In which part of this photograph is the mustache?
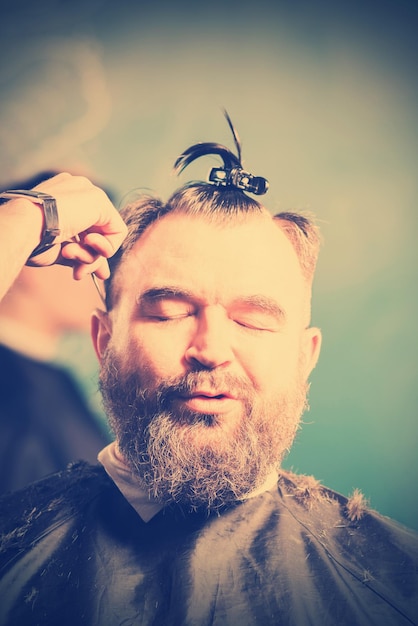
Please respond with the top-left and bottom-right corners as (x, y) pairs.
(100, 363), (253, 413)
(153, 371), (251, 405)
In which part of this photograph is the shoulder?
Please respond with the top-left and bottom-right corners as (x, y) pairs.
(278, 469), (418, 544)
(277, 470), (418, 610)
(0, 461), (113, 554)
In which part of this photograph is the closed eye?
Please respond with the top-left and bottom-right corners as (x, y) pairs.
(231, 296), (285, 332)
(148, 311), (194, 322)
(233, 317), (279, 332)
(142, 305), (195, 321)
(136, 289), (196, 322)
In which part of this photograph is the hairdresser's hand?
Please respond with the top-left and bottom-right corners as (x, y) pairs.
(28, 173), (127, 279)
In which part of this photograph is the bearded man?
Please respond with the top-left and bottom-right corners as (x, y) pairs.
(0, 126), (417, 626)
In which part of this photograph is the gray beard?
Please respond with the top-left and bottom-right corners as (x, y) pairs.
(99, 351), (308, 512)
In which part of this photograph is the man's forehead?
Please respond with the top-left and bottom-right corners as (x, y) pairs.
(112, 211), (307, 308)
(128, 210), (295, 257)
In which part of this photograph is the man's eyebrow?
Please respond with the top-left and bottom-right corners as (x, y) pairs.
(232, 295), (287, 320)
(136, 287), (194, 305)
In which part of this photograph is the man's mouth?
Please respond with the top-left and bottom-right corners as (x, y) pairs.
(188, 391), (233, 399)
(174, 390), (237, 414)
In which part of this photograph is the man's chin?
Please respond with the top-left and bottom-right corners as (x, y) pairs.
(169, 406), (243, 442)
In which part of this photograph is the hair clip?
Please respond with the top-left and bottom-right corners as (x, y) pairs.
(173, 110), (269, 196)
(208, 167), (269, 195)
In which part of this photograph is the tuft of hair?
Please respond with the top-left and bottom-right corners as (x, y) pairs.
(273, 211), (321, 285)
(291, 473), (326, 509)
(361, 569), (374, 583)
(167, 182), (264, 220)
(173, 142), (241, 174)
(346, 488), (369, 522)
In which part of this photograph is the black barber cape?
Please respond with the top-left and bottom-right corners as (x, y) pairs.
(0, 462), (417, 626)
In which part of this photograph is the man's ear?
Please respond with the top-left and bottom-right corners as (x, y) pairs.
(91, 309), (112, 362)
(302, 326), (322, 379)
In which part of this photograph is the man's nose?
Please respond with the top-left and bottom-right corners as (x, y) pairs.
(184, 305), (234, 370)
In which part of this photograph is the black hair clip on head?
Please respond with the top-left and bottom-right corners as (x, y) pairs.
(173, 110), (269, 196)
(208, 166), (269, 195)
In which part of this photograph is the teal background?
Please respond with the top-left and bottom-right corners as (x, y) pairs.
(1, 0), (417, 528)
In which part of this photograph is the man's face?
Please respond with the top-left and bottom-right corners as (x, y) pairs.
(93, 211), (321, 510)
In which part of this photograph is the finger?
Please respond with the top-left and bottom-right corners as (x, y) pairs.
(57, 242), (110, 280)
(82, 232), (117, 258)
(91, 214), (128, 254)
(72, 257), (110, 281)
(60, 241), (99, 264)
(88, 256), (111, 280)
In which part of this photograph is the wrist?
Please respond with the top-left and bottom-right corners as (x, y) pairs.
(0, 190), (60, 260)
(0, 196), (44, 255)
